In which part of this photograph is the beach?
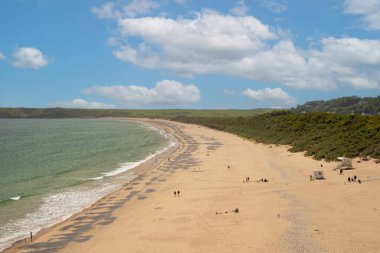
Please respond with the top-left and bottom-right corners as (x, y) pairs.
(5, 119), (380, 253)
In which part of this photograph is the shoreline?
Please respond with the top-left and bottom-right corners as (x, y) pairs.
(2, 118), (184, 253)
(4, 119), (380, 253)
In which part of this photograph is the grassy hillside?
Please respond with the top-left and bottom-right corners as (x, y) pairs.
(292, 96), (380, 115)
(0, 107), (273, 119)
(174, 111), (380, 161)
(1, 107), (379, 161)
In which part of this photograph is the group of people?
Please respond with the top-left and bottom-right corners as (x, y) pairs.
(244, 177), (268, 183)
(173, 190), (181, 197)
(215, 208), (239, 215)
(348, 175), (361, 184)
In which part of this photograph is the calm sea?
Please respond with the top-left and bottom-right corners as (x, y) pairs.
(0, 118), (170, 250)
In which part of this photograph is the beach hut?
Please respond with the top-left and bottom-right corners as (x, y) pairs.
(336, 157), (353, 170)
(313, 170), (324, 180)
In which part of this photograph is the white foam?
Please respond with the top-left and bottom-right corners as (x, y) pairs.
(102, 123), (178, 178)
(141, 123), (178, 149)
(90, 176), (104, 180)
(0, 179), (133, 251)
(102, 142), (177, 178)
(103, 157), (153, 177)
(0, 121), (179, 251)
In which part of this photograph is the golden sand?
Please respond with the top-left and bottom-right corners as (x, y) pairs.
(6, 119), (380, 253)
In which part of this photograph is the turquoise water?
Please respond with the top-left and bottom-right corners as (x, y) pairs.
(0, 118), (169, 250)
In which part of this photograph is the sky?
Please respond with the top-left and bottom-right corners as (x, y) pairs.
(0, 0), (379, 109)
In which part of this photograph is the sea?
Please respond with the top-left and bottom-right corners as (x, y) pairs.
(0, 118), (173, 251)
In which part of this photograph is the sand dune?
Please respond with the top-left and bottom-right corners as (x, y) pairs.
(6, 119), (380, 253)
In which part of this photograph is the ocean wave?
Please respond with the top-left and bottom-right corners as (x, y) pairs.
(0, 181), (129, 251)
(102, 141), (178, 178)
(141, 123), (177, 149)
(90, 176), (104, 180)
(0, 120), (179, 251)
(102, 155), (155, 177)
(103, 123), (178, 178)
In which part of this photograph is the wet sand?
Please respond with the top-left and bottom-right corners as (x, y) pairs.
(5, 119), (380, 253)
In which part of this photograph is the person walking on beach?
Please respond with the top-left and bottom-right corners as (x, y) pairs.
(177, 190), (180, 197)
(174, 191), (177, 197)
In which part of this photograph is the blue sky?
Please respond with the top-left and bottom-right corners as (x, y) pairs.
(0, 0), (379, 109)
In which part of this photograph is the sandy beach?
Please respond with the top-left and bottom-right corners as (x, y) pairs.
(5, 119), (380, 253)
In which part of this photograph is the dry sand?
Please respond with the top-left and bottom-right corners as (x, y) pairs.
(5, 119), (380, 253)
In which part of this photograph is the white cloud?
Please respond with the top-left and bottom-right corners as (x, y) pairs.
(230, 0), (248, 16)
(239, 38), (380, 90)
(51, 99), (115, 109)
(92, 0), (159, 19)
(12, 47), (50, 69)
(242, 87), (296, 105)
(305, 37), (380, 89)
(0, 52), (5, 60)
(174, 0), (186, 6)
(223, 89), (236, 95)
(343, 0), (380, 30)
(83, 80), (201, 106)
(114, 10), (277, 73)
(91, 2), (117, 19)
(260, 0), (288, 13)
(123, 0), (159, 17)
(104, 10), (380, 90)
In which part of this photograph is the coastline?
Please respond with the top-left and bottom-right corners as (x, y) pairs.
(4, 119), (380, 253)
(2, 118), (183, 253)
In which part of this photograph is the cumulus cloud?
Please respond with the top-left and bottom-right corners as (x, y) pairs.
(174, 0), (186, 6)
(83, 80), (201, 106)
(12, 47), (50, 69)
(51, 99), (115, 109)
(95, 8), (380, 90)
(343, 0), (380, 30)
(259, 0), (288, 13)
(223, 89), (236, 95)
(242, 87), (296, 105)
(305, 37), (380, 89)
(92, 0), (159, 19)
(238, 37), (380, 90)
(123, 0), (159, 17)
(230, 0), (248, 16)
(0, 52), (5, 60)
(115, 12), (380, 89)
(91, 2), (116, 19)
(113, 11), (277, 73)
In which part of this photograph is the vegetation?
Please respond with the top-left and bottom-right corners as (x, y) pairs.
(292, 96), (380, 115)
(174, 111), (380, 161)
(1, 102), (379, 161)
(0, 107), (273, 119)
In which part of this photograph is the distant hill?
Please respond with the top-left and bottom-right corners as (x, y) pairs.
(175, 111), (380, 161)
(0, 107), (274, 119)
(292, 96), (380, 115)
(1, 104), (379, 161)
